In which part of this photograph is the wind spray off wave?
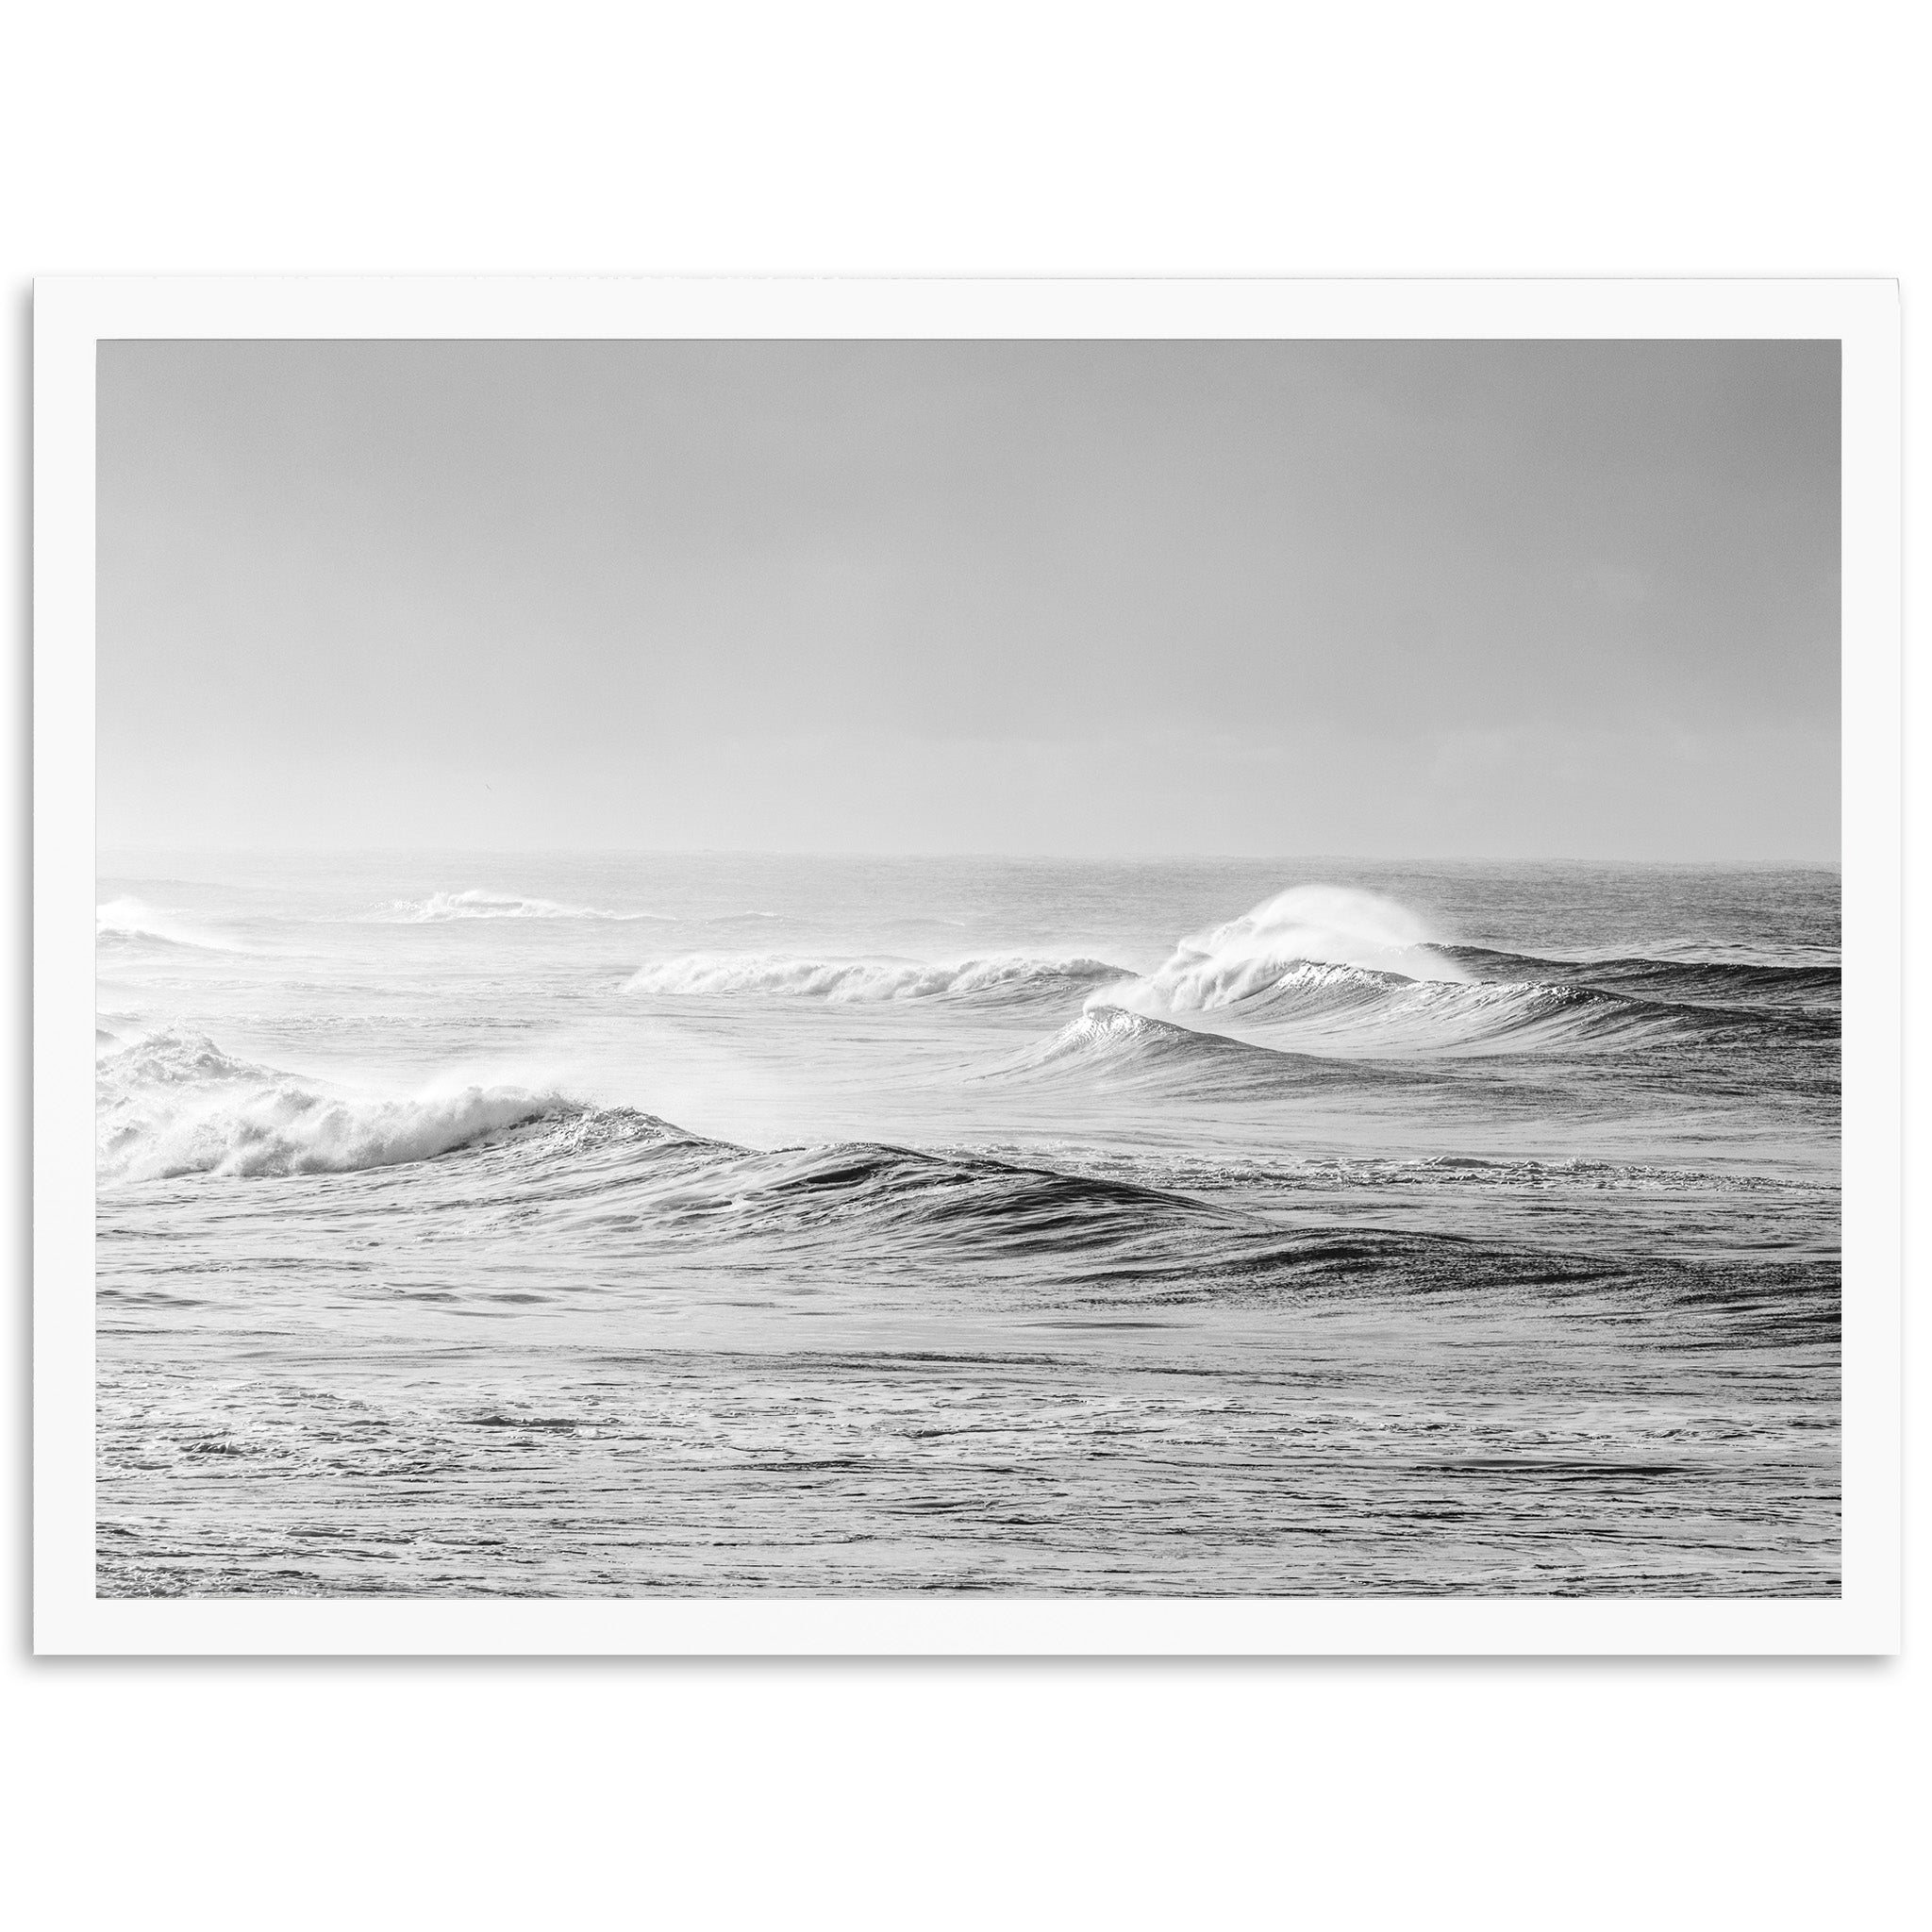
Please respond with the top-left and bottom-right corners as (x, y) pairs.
(1095, 884), (1470, 1016)
(1076, 883), (1827, 1057)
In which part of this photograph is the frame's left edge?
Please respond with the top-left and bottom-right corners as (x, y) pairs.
(31, 276), (104, 1654)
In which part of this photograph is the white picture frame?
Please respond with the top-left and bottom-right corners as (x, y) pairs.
(35, 275), (1901, 1656)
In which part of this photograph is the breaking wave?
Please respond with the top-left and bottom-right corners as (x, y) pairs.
(1086, 883), (1839, 1057)
(385, 890), (672, 924)
(96, 1028), (590, 1184)
(1096, 956), (1805, 1057)
(1118, 884), (1470, 1010)
(625, 952), (1132, 1005)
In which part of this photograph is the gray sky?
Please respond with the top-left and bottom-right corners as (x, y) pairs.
(97, 338), (1840, 858)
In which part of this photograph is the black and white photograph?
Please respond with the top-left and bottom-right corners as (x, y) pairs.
(86, 326), (1850, 1604)
(10, 8), (1926, 1924)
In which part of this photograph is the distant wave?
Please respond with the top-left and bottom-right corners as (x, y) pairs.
(1096, 954), (1807, 1058)
(96, 897), (243, 954)
(385, 890), (673, 924)
(1121, 884), (1471, 1009)
(1441, 945), (1840, 1009)
(1089, 882), (1839, 1055)
(625, 952), (1133, 1005)
(95, 1028), (597, 1184)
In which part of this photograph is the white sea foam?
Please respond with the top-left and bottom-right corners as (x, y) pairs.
(96, 1028), (563, 1183)
(625, 953), (1131, 1003)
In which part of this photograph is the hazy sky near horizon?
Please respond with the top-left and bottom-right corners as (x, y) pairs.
(97, 337), (1840, 858)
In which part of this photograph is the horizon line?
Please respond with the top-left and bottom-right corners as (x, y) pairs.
(92, 843), (1845, 869)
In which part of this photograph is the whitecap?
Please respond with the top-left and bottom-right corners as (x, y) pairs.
(624, 952), (1131, 1003)
(383, 889), (673, 924)
(95, 1027), (571, 1183)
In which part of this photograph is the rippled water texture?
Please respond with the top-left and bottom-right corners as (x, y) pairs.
(95, 855), (1840, 1596)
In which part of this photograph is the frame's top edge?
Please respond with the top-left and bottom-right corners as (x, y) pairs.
(27, 271), (1907, 285)
(30, 275), (1904, 351)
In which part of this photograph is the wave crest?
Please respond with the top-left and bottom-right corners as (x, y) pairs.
(386, 890), (671, 924)
(625, 952), (1131, 1004)
(987, 1007), (1427, 1095)
(96, 1028), (580, 1183)
(1124, 884), (1470, 1008)
(1098, 958), (1777, 1057)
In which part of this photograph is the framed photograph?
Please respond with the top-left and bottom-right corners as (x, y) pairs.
(33, 277), (1900, 1654)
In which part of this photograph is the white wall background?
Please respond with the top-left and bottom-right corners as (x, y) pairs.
(4, 4), (1923, 1925)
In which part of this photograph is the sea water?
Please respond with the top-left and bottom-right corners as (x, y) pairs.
(95, 854), (1840, 1596)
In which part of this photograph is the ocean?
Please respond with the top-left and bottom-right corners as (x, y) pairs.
(94, 853), (1841, 1597)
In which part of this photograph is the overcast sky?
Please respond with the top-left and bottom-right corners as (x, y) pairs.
(97, 337), (1839, 858)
